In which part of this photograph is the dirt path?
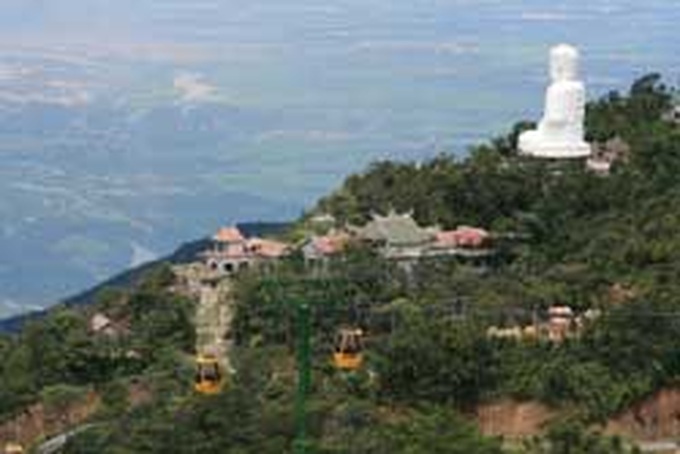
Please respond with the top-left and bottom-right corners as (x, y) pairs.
(195, 279), (235, 374)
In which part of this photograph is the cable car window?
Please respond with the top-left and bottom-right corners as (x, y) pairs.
(202, 364), (220, 381)
(344, 335), (360, 354)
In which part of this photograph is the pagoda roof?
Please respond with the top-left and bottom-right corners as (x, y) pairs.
(356, 211), (433, 246)
(213, 226), (245, 243)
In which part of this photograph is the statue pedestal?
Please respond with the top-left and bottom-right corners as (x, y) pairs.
(519, 132), (591, 159)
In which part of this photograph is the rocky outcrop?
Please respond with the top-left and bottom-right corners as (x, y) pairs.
(475, 388), (680, 446)
(474, 399), (555, 439)
(605, 387), (680, 441)
(0, 381), (152, 449)
(0, 392), (99, 448)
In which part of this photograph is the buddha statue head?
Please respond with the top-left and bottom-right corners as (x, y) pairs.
(550, 44), (579, 82)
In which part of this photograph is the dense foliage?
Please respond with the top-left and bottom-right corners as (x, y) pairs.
(295, 74), (680, 423)
(0, 265), (194, 419)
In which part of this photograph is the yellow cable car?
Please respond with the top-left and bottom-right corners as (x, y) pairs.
(194, 354), (223, 395)
(4, 443), (24, 454)
(333, 327), (364, 371)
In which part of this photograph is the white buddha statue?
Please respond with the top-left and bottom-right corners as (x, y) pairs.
(519, 44), (591, 159)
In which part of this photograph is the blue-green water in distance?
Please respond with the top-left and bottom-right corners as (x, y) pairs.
(0, 0), (678, 316)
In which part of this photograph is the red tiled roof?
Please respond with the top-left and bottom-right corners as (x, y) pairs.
(312, 233), (349, 255)
(246, 238), (289, 258)
(213, 226), (245, 243)
(436, 226), (489, 248)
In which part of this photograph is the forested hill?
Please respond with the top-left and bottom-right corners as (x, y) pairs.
(1, 74), (679, 453)
(314, 73), (676, 231)
(308, 73), (680, 311)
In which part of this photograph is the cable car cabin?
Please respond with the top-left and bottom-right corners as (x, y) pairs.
(333, 328), (364, 371)
(194, 354), (223, 395)
(4, 443), (24, 454)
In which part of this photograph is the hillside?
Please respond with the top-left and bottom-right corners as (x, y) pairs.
(1, 74), (680, 453)
(0, 222), (289, 334)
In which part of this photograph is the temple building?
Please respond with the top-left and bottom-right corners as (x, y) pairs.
(586, 137), (631, 176)
(430, 226), (493, 258)
(301, 231), (350, 263)
(202, 225), (290, 275)
(352, 212), (495, 264)
(353, 211), (436, 261)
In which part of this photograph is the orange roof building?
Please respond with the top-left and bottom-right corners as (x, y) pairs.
(246, 238), (290, 259)
(203, 225), (290, 275)
(213, 226), (245, 243)
(435, 226), (490, 249)
(302, 232), (350, 260)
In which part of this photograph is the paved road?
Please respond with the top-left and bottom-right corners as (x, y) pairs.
(36, 424), (97, 454)
(637, 440), (679, 452)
